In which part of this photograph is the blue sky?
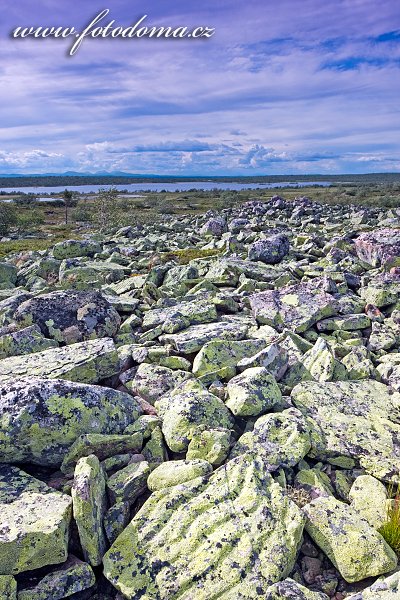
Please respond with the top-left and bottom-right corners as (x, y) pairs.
(0, 0), (399, 175)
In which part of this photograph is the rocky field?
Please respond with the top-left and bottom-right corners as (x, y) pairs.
(1, 194), (400, 599)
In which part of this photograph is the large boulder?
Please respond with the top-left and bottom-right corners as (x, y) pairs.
(52, 239), (101, 260)
(103, 455), (305, 598)
(355, 228), (400, 269)
(292, 380), (400, 482)
(250, 281), (337, 333)
(248, 234), (290, 264)
(13, 290), (121, 344)
(303, 496), (397, 582)
(0, 465), (72, 575)
(0, 378), (142, 466)
(0, 337), (120, 383)
(230, 408), (311, 470)
(225, 366), (282, 416)
(0, 324), (57, 359)
(142, 297), (217, 332)
(155, 380), (235, 452)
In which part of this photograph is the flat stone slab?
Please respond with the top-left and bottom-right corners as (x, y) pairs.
(161, 320), (249, 353)
(292, 380), (400, 482)
(103, 455), (305, 599)
(0, 465), (72, 575)
(0, 337), (120, 383)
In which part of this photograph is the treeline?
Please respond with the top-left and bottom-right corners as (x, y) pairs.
(1, 173), (400, 188)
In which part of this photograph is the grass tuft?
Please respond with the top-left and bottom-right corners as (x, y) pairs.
(379, 483), (400, 555)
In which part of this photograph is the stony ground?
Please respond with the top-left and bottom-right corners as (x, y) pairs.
(1, 194), (400, 599)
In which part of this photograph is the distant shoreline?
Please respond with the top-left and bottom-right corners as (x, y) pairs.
(0, 173), (399, 189)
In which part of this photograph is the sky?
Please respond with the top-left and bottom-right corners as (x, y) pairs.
(0, 0), (399, 175)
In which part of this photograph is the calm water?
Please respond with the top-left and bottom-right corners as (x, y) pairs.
(0, 181), (331, 195)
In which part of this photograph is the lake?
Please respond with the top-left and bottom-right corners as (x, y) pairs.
(0, 181), (332, 195)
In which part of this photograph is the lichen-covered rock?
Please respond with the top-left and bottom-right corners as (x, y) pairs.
(142, 426), (168, 470)
(161, 320), (249, 353)
(266, 578), (329, 599)
(237, 342), (288, 380)
(103, 455), (305, 599)
(0, 465), (72, 575)
(192, 338), (266, 379)
(0, 263), (17, 288)
(186, 428), (231, 465)
(155, 380), (235, 452)
(0, 378), (142, 467)
(303, 496), (397, 582)
(355, 228), (400, 269)
(147, 459), (212, 491)
(104, 501), (131, 545)
(248, 234), (290, 264)
(230, 408), (311, 471)
(13, 290), (121, 344)
(52, 238), (102, 260)
(294, 468), (335, 499)
(72, 455), (108, 566)
(225, 366), (282, 416)
(250, 281), (337, 332)
(0, 337), (120, 383)
(360, 273), (400, 307)
(0, 575), (16, 599)
(200, 216), (227, 237)
(348, 475), (388, 529)
(107, 460), (150, 504)
(61, 432), (143, 474)
(17, 555), (95, 600)
(292, 380), (400, 481)
(316, 314), (370, 332)
(142, 297), (217, 331)
(126, 362), (193, 404)
(345, 569), (400, 599)
(0, 324), (58, 359)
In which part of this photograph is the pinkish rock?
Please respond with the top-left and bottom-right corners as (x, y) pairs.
(355, 228), (400, 270)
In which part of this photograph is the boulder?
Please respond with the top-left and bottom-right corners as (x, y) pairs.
(230, 408), (311, 471)
(292, 380), (400, 482)
(303, 496), (397, 582)
(103, 455), (305, 598)
(155, 381), (235, 452)
(250, 281), (337, 332)
(348, 475), (388, 529)
(0, 378), (142, 466)
(192, 338), (267, 379)
(52, 239), (102, 260)
(355, 228), (400, 269)
(0, 324), (57, 359)
(147, 459), (212, 491)
(17, 555), (95, 600)
(0, 465), (72, 575)
(72, 455), (108, 566)
(225, 366), (282, 416)
(161, 320), (249, 354)
(107, 460), (150, 504)
(13, 290), (121, 344)
(0, 337), (120, 383)
(248, 234), (290, 264)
